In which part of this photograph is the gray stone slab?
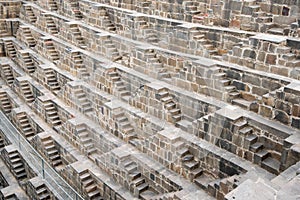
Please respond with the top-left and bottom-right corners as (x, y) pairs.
(225, 179), (277, 200)
(250, 34), (286, 44)
(215, 106), (244, 121)
(284, 82), (300, 96)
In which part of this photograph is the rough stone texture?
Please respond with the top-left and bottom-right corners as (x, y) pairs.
(0, 0), (299, 200)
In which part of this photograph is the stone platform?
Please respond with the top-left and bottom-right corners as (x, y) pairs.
(0, 0), (299, 199)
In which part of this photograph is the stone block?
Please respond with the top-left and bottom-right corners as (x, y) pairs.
(275, 110), (290, 124)
(232, 80), (250, 91)
(291, 117), (300, 129)
(270, 66), (289, 77)
(262, 93), (275, 107)
(243, 49), (256, 59)
(262, 79), (281, 91)
(252, 86), (268, 96)
(242, 74), (261, 86)
(292, 104), (300, 117)
(257, 51), (266, 62)
(265, 54), (277, 65)
(232, 46), (242, 57)
(275, 100), (292, 114)
(259, 105), (273, 118)
(287, 38), (300, 49)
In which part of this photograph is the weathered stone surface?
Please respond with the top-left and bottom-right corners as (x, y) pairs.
(0, 0), (300, 199)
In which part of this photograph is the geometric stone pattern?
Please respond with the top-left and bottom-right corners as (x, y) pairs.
(0, 0), (299, 200)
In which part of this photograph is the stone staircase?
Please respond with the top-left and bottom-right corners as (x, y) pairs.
(19, 26), (36, 47)
(71, 52), (89, 78)
(28, 177), (52, 200)
(233, 119), (280, 175)
(144, 49), (171, 80)
(74, 88), (93, 113)
(44, 68), (61, 94)
(122, 158), (158, 198)
(69, 0), (82, 19)
(4, 41), (17, 59)
(277, 46), (300, 68)
(103, 39), (122, 61)
(208, 69), (259, 112)
(136, 1), (152, 13)
(78, 170), (103, 199)
(24, 5), (37, 23)
(183, 1), (202, 17)
(76, 125), (97, 156)
(44, 39), (59, 61)
(45, 16), (58, 35)
(144, 29), (159, 44)
(107, 71), (131, 101)
(0, 23), (8, 37)
(191, 30), (219, 57)
(15, 113), (35, 140)
(19, 80), (35, 103)
(0, 91), (12, 115)
(231, 93), (259, 113)
(212, 70), (240, 100)
(2, 149), (28, 181)
(113, 110), (137, 142)
(69, 24), (86, 48)
(43, 100), (62, 127)
(19, 52), (36, 74)
(1, 64), (14, 85)
(0, 137), (5, 149)
(134, 17), (149, 30)
(48, 0), (58, 11)
(99, 8), (116, 32)
(156, 89), (181, 123)
(176, 145), (214, 190)
(41, 136), (63, 168)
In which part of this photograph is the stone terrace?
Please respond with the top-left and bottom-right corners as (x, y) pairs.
(0, 0), (300, 199)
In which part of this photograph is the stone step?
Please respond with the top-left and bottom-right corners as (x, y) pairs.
(191, 168), (203, 179)
(16, 172), (27, 180)
(87, 147), (97, 155)
(232, 98), (252, 109)
(80, 172), (91, 182)
(250, 142), (264, 153)
(169, 108), (180, 115)
(125, 163), (138, 173)
(261, 157), (280, 174)
(161, 96), (173, 103)
(194, 174), (214, 190)
(183, 160), (199, 170)
(132, 176), (145, 186)
(82, 177), (94, 188)
(229, 91), (240, 99)
(85, 183), (98, 194)
(36, 186), (47, 195)
(244, 134), (258, 149)
(136, 182), (148, 193)
(172, 114), (181, 122)
(87, 189), (101, 199)
(177, 147), (189, 157)
(239, 126), (253, 135)
(38, 193), (50, 200)
(254, 149), (269, 164)
(181, 154), (194, 162)
(52, 157), (63, 166)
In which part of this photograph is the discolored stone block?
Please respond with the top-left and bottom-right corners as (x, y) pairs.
(259, 105), (273, 118)
(266, 54), (277, 65)
(275, 110), (290, 124)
